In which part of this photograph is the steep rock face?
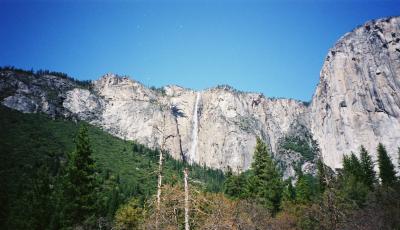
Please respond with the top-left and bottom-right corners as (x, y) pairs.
(195, 87), (308, 172)
(60, 76), (309, 174)
(2, 17), (400, 175)
(0, 71), (318, 177)
(311, 17), (400, 169)
(63, 74), (181, 159)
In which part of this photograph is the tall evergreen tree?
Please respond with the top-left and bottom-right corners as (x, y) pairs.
(62, 125), (98, 227)
(341, 153), (368, 206)
(342, 152), (364, 181)
(223, 167), (234, 195)
(223, 167), (246, 198)
(359, 145), (376, 189)
(245, 137), (283, 215)
(377, 143), (396, 186)
(282, 179), (296, 202)
(295, 174), (316, 203)
(350, 152), (363, 180)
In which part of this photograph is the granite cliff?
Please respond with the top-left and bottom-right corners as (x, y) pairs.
(1, 17), (400, 177)
(311, 17), (400, 169)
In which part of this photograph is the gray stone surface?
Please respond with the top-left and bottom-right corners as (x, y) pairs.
(1, 17), (400, 176)
(311, 17), (400, 170)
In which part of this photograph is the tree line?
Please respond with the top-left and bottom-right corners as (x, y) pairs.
(114, 137), (400, 229)
(1, 102), (399, 229)
(0, 66), (91, 87)
(223, 138), (400, 229)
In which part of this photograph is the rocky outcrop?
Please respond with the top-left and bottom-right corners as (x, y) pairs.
(1, 17), (400, 175)
(311, 17), (400, 169)
(0, 71), (77, 117)
(194, 88), (309, 172)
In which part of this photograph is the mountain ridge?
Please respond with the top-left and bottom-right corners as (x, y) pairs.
(1, 16), (400, 177)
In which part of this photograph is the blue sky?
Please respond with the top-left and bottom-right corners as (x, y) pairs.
(1, 0), (399, 101)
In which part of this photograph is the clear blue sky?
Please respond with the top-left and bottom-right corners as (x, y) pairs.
(1, 0), (399, 101)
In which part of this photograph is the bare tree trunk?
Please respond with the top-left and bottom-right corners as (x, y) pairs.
(184, 168), (190, 230)
(156, 149), (163, 230)
(153, 107), (174, 229)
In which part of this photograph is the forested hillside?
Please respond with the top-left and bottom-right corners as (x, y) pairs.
(1, 104), (400, 229)
(0, 105), (224, 229)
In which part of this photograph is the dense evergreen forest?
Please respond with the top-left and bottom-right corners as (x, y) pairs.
(1, 104), (400, 229)
(0, 105), (224, 229)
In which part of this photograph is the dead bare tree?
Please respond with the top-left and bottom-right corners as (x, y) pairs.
(155, 147), (163, 230)
(184, 168), (190, 230)
(153, 107), (174, 230)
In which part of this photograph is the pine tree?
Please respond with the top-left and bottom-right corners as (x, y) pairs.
(223, 167), (240, 198)
(245, 137), (283, 215)
(342, 153), (364, 181)
(341, 152), (369, 206)
(223, 167), (234, 195)
(224, 169), (246, 199)
(342, 155), (352, 179)
(350, 152), (363, 180)
(295, 174), (316, 203)
(282, 179), (296, 202)
(62, 125), (98, 227)
(377, 143), (396, 186)
(359, 145), (376, 189)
